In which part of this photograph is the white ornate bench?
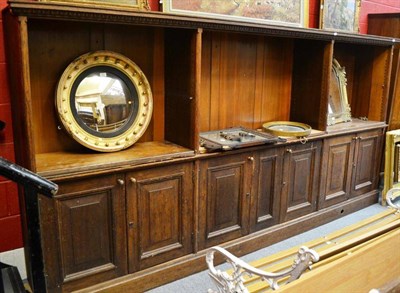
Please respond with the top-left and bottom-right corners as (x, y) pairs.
(206, 246), (318, 292)
(206, 194), (400, 293)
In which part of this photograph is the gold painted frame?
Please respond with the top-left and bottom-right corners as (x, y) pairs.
(56, 50), (153, 152)
(163, 0), (309, 28)
(327, 59), (352, 126)
(320, 0), (361, 32)
(383, 130), (400, 204)
(41, 0), (150, 10)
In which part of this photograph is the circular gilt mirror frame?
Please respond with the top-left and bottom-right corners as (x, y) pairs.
(56, 50), (153, 152)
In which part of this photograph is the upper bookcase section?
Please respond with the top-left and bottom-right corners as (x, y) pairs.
(6, 0), (399, 46)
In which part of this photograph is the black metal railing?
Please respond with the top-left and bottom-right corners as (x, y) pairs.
(0, 156), (58, 292)
(0, 157), (58, 198)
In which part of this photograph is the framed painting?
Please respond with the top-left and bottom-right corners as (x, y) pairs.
(320, 0), (360, 32)
(163, 0), (309, 28)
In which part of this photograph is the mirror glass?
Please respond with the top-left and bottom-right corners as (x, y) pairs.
(395, 143), (400, 184)
(268, 125), (305, 132)
(327, 59), (352, 126)
(72, 67), (138, 136)
(328, 71), (342, 115)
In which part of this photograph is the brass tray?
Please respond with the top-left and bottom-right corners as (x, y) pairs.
(262, 121), (311, 137)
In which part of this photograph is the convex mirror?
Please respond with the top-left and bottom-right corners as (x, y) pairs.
(56, 51), (153, 152)
(327, 58), (352, 126)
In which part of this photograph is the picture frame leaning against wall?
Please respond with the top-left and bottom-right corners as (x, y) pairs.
(320, 0), (361, 32)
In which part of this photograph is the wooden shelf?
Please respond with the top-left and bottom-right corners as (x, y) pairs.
(326, 119), (387, 135)
(36, 141), (194, 179)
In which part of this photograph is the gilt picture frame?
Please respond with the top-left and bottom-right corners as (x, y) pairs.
(320, 0), (361, 32)
(163, 0), (309, 28)
(41, 0), (150, 10)
(383, 130), (400, 204)
(327, 58), (352, 126)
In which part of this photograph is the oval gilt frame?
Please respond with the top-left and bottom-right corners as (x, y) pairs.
(56, 50), (153, 152)
(262, 121), (312, 137)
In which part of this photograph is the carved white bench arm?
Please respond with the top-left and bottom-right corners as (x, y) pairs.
(206, 246), (319, 293)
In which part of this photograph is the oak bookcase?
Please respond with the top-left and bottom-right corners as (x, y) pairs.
(3, 1), (398, 291)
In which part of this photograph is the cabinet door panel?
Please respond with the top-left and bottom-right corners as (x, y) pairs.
(140, 180), (181, 252)
(250, 148), (282, 232)
(54, 174), (127, 290)
(319, 135), (354, 208)
(352, 130), (382, 196)
(199, 154), (251, 249)
(127, 163), (193, 271)
(209, 166), (242, 234)
(281, 142), (321, 221)
(59, 194), (113, 276)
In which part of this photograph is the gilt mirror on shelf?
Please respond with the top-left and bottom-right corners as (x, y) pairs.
(56, 50), (153, 152)
(327, 58), (352, 126)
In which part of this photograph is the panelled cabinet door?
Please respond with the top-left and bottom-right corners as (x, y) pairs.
(198, 153), (252, 249)
(319, 129), (383, 208)
(126, 163), (193, 272)
(45, 174), (127, 292)
(319, 135), (355, 208)
(281, 141), (321, 222)
(250, 147), (283, 232)
(351, 130), (383, 197)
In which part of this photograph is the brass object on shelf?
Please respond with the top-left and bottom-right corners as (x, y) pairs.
(56, 50), (153, 152)
(262, 121), (311, 137)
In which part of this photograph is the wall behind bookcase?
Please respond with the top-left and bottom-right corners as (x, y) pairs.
(0, 0), (399, 254)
